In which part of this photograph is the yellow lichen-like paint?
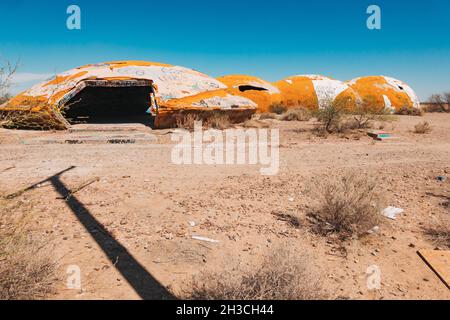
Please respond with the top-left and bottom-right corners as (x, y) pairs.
(274, 76), (319, 109)
(348, 76), (414, 111)
(217, 75), (281, 113)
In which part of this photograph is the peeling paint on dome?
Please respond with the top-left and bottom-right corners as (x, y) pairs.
(347, 76), (420, 112)
(274, 75), (357, 110)
(217, 75), (281, 113)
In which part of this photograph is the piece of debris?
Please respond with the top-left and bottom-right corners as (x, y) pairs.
(1, 166), (15, 172)
(188, 221), (196, 227)
(383, 206), (404, 220)
(367, 226), (380, 234)
(417, 249), (450, 289)
(192, 235), (220, 243)
(436, 176), (447, 182)
(57, 177), (100, 200)
(367, 131), (393, 141)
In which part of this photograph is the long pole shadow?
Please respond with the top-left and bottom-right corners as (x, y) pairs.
(46, 166), (175, 300)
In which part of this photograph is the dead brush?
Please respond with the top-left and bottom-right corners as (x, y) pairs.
(204, 112), (231, 130)
(259, 112), (278, 120)
(185, 247), (326, 300)
(175, 112), (232, 130)
(175, 113), (201, 130)
(269, 103), (288, 115)
(0, 109), (69, 130)
(423, 218), (450, 249)
(279, 108), (311, 121)
(413, 121), (432, 134)
(0, 198), (57, 300)
(396, 106), (425, 116)
(307, 173), (384, 240)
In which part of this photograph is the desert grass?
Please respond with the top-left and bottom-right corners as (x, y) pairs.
(269, 103), (288, 115)
(0, 198), (57, 300)
(306, 172), (384, 240)
(279, 108), (311, 121)
(185, 247), (326, 300)
(396, 106), (425, 116)
(423, 218), (450, 250)
(204, 112), (231, 130)
(413, 121), (432, 134)
(175, 112), (232, 130)
(258, 112), (278, 120)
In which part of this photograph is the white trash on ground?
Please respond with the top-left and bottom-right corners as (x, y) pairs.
(192, 235), (220, 243)
(382, 206), (404, 220)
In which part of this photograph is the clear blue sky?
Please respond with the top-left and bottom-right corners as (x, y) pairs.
(1, 0), (449, 100)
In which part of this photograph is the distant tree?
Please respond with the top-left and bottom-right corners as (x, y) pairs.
(0, 60), (18, 103)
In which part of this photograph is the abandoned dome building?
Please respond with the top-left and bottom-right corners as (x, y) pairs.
(0, 60), (421, 130)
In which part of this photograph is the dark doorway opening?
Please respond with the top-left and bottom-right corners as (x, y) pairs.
(64, 80), (154, 125)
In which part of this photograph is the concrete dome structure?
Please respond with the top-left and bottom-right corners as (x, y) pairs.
(0, 61), (256, 129)
(347, 76), (420, 112)
(216, 75), (281, 113)
(274, 75), (358, 111)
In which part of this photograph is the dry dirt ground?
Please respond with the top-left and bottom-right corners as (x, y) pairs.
(0, 113), (449, 300)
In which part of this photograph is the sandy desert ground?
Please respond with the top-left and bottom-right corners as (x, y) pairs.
(0, 113), (449, 300)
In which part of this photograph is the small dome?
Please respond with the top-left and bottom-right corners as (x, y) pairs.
(347, 76), (420, 112)
(274, 75), (358, 110)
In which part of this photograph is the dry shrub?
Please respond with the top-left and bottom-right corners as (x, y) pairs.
(413, 121), (432, 134)
(186, 248), (326, 300)
(0, 109), (69, 130)
(313, 98), (348, 134)
(259, 112), (278, 120)
(395, 106), (425, 116)
(243, 119), (270, 128)
(204, 112), (231, 130)
(175, 112), (232, 130)
(272, 211), (301, 228)
(423, 104), (450, 113)
(424, 94), (450, 113)
(280, 108), (311, 121)
(175, 113), (200, 130)
(307, 173), (384, 240)
(423, 219), (450, 249)
(351, 96), (394, 129)
(0, 198), (57, 299)
(269, 103), (288, 115)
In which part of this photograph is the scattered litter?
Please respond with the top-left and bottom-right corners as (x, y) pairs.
(288, 197), (294, 202)
(367, 226), (380, 234)
(436, 176), (447, 182)
(383, 206), (404, 220)
(367, 131), (393, 141)
(163, 233), (173, 240)
(418, 250), (450, 289)
(36, 182), (51, 188)
(192, 235), (220, 243)
(188, 221), (196, 227)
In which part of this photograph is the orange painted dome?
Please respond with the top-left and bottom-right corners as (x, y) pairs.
(274, 75), (358, 111)
(216, 75), (281, 113)
(347, 76), (420, 112)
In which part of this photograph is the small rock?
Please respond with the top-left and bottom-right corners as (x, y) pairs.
(408, 243), (416, 248)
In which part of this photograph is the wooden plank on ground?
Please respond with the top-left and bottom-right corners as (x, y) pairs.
(417, 249), (450, 289)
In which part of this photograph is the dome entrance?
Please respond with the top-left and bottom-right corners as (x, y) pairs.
(63, 79), (154, 125)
